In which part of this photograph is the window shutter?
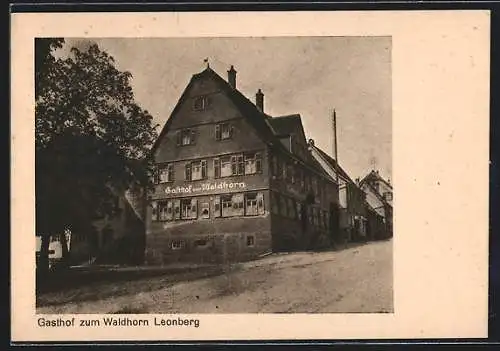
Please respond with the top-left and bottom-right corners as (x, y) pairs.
(201, 160), (207, 179)
(257, 193), (264, 214)
(190, 129), (196, 145)
(213, 158), (220, 178)
(215, 124), (221, 140)
(169, 164), (174, 181)
(185, 163), (191, 181)
(176, 131), (182, 146)
(256, 153), (262, 173)
(238, 155), (244, 175)
(213, 196), (221, 218)
(231, 156), (237, 175)
(191, 198), (197, 217)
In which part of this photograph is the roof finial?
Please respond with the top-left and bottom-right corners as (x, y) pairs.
(204, 57), (210, 69)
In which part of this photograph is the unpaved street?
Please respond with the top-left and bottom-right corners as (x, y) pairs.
(38, 239), (392, 314)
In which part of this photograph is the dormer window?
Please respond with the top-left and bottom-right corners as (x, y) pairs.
(215, 122), (233, 140)
(193, 95), (211, 111)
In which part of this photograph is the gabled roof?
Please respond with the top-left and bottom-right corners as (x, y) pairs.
(268, 114), (305, 138)
(150, 66), (331, 181)
(309, 143), (355, 184)
(150, 67), (275, 156)
(359, 170), (393, 190)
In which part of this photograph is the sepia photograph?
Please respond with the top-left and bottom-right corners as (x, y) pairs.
(35, 36), (393, 315)
(11, 10), (490, 342)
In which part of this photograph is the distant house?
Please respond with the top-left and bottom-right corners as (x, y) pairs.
(36, 185), (146, 267)
(145, 65), (340, 265)
(359, 170), (393, 239)
(308, 141), (368, 243)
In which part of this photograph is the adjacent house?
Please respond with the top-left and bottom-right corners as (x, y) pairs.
(359, 170), (393, 239)
(146, 65), (340, 265)
(308, 141), (369, 243)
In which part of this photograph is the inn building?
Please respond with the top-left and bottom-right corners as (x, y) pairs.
(145, 65), (340, 264)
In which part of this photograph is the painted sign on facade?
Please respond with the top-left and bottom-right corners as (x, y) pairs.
(164, 181), (247, 195)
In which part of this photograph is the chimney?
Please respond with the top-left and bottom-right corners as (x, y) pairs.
(256, 89), (264, 112)
(227, 65), (237, 88)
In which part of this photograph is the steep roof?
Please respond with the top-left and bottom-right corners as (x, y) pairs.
(309, 143), (355, 184)
(151, 66), (331, 181)
(359, 170), (393, 190)
(268, 114), (305, 137)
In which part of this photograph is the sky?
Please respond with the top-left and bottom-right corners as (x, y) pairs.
(62, 37), (392, 181)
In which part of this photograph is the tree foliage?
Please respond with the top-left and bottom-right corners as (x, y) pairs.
(35, 39), (158, 270)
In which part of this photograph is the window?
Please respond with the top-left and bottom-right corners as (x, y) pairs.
(201, 202), (210, 219)
(244, 153), (262, 175)
(384, 192), (393, 202)
(219, 193), (244, 217)
(181, 198), (197, 219)
(158, 164), (174, 183)
(215, 123), (233, 140)
(176, 129), (196, 146)
(245, 192), (265, 216)
(157, 200), (174, 221)
(151, 201), (158, 221)
(193, 95), (211, 111)
(188, 160), (206, 181)
(171, 240), (185, 250)
(220, 156), (232, 177)
(216, 154), (246, 178)
(231, 155), (244, 176)
(173, 199), (181, 220)
(246, 235), (255, 247)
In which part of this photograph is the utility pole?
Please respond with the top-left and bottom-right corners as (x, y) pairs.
(332, 108), (339, 184)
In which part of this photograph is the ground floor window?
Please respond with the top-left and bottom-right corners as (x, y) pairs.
(246, 235), (255, 247)
(154, 192), (266, 221)
(200, 202), (210, 219)
(171, 240), (185, 250)
(181, 198), (197, 219)
(244, 192), (265, 216)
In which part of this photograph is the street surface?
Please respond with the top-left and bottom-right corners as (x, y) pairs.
(37, 239), (393, 314)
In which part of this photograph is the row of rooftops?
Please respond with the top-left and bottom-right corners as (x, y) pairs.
(154, 64), (391, 199)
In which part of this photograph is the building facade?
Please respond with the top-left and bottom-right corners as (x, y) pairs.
(359, 170), (393, 239)
(145, 65), (340, 265)
(36, 185), (146, 268)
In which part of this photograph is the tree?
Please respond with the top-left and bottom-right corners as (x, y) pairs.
(35, 39), (158, 273)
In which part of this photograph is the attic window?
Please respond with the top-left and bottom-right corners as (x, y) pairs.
(193, 95), (211, 111)
(176, 128), (196, 146)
